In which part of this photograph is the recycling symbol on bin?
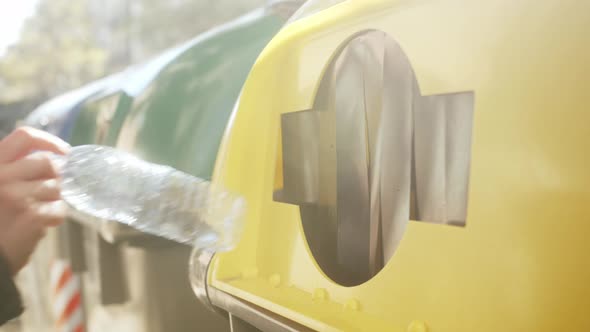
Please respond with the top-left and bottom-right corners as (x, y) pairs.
(273, 30), (474, 286)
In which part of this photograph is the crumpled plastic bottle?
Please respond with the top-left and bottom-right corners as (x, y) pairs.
(53, 145), (245, 251)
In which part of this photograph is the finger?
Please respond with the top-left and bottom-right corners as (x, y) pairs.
(0, 127), (70, 163)
(33, 179), (62, 202)
(0, 154), (59, 183)
(29, 179), (62, 202)
(0, 210), (49, 275)
(0, 223), (46, 276)
(35, 201), (67, 227)
(0, 179), (62, 211)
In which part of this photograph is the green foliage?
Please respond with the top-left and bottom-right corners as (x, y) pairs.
(0, 0), (267, 103)
(0, 0), (107, 102)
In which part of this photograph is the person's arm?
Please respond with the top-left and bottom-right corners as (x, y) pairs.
(0, 252), (22, 325)
(0, 127), (69, 325)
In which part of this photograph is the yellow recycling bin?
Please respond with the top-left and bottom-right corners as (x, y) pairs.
(197, 0), (590, 331)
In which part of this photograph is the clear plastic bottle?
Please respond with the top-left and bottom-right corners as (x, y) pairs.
(53, 145), (245, 251)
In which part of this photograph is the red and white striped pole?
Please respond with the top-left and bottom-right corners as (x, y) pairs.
(50, 259), (85, 332)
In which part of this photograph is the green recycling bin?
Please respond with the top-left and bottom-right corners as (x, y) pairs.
(62, 3), (302, 331)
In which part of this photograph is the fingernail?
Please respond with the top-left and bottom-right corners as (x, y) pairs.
(39, 201), (67, 216)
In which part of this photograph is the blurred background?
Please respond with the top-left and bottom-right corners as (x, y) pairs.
(0, 1), (275, 331)
(0, 0), (266, 138)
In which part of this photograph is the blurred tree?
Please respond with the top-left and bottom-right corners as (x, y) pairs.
(0, 0), (108, 102)
(0, 0), (268, 104)
(88, 0), (267, 67)
(131, 0), (267, 59)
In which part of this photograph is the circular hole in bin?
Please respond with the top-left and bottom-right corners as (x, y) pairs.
(276, 29), (474, 285)
(274, 31), (417, 286)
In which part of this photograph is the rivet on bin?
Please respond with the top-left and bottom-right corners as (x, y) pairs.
(269, 274), (281, 287)
(407, 320), (428, 332)
(344, 299), (360, 311)
(241, 267), (259, 278)
(312, 288), (328, 302)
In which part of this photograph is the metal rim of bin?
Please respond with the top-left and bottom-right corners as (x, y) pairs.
(189, 248), (314, 331)
(189, 248), (220, 313)
(208, 287), (313, 332)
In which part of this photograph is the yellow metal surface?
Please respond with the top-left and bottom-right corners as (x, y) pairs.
(209, 0), (590, 331)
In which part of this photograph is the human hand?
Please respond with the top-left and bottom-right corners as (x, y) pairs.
(0, 127), (70, 275)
